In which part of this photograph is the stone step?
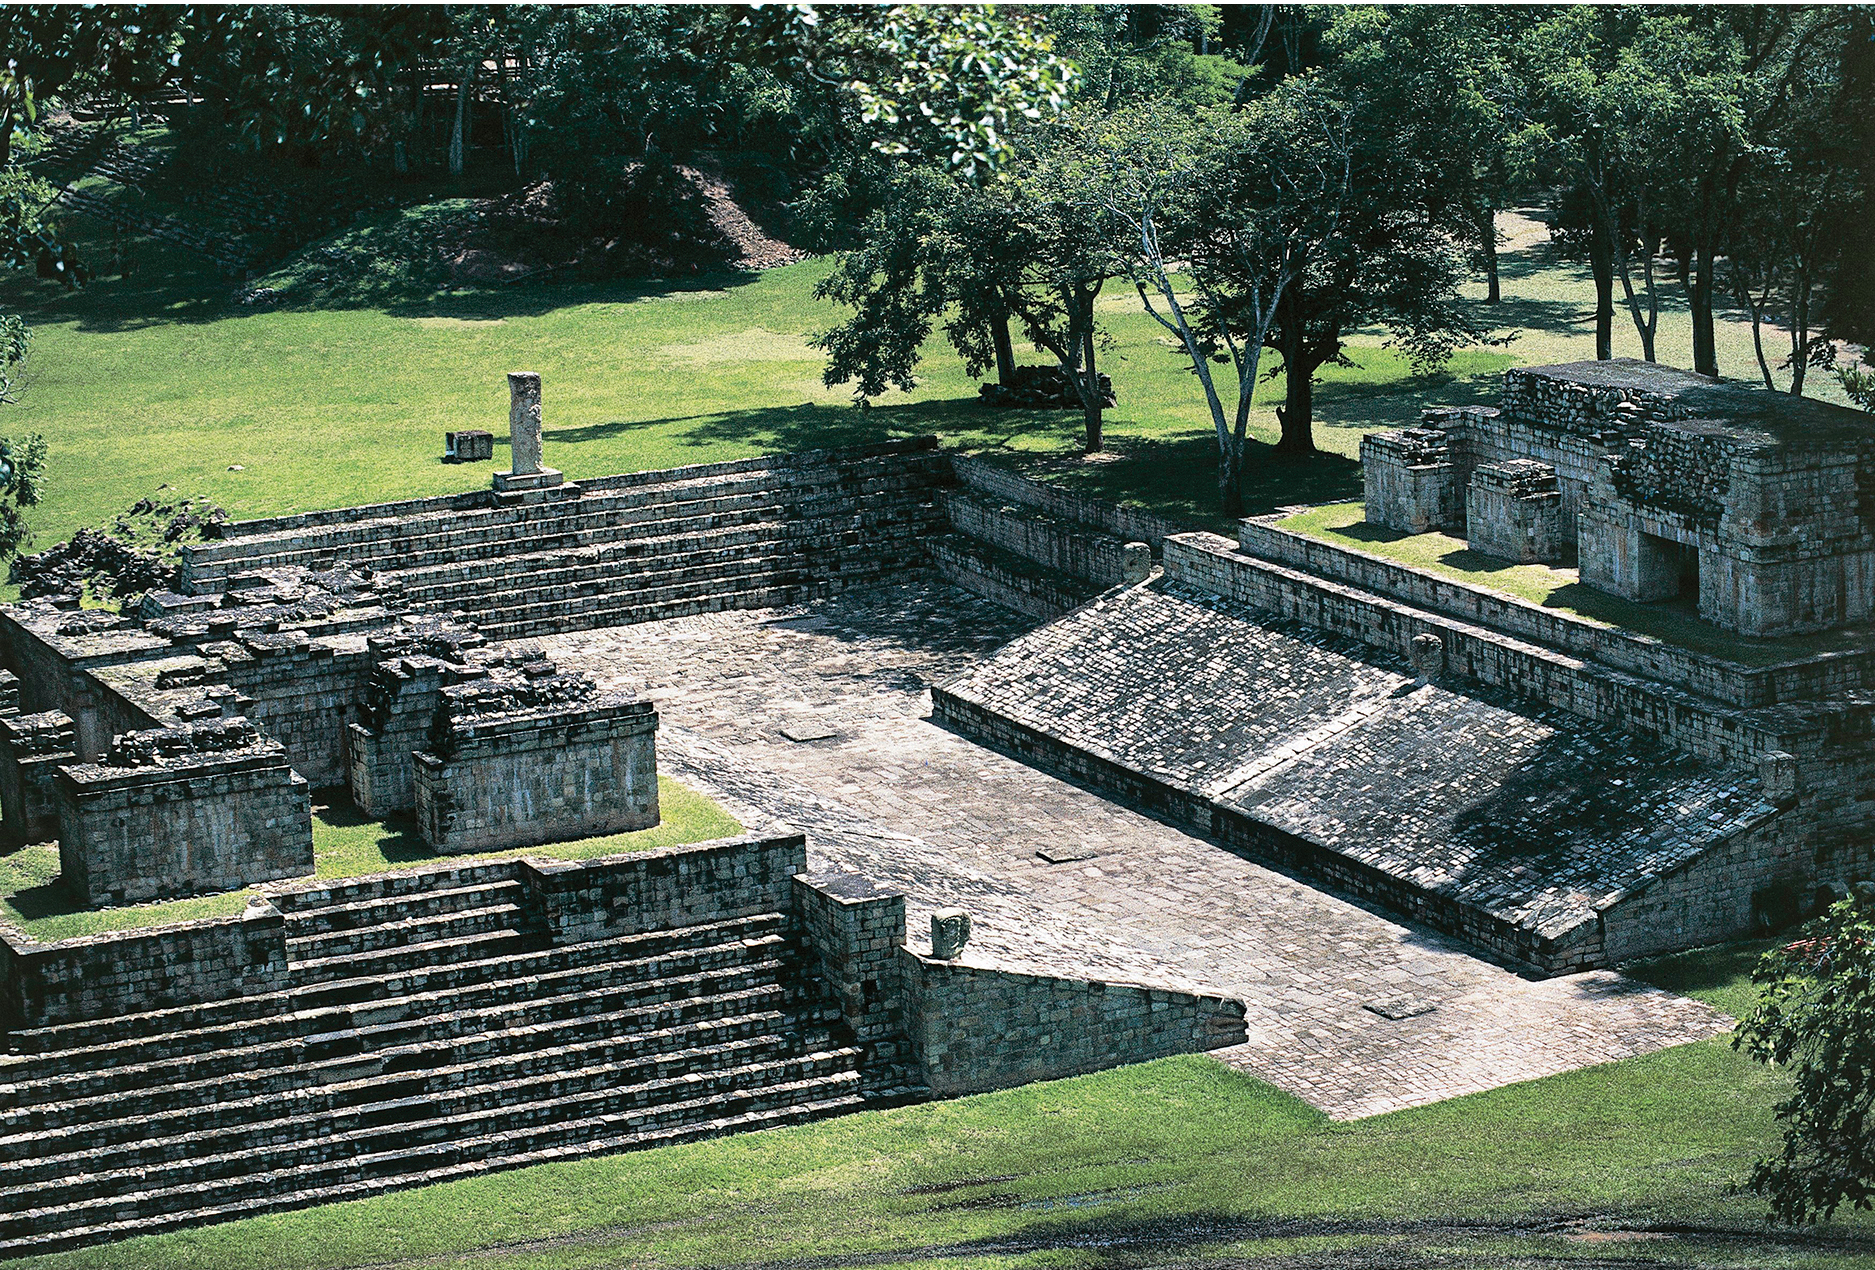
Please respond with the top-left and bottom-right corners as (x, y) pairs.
(288, 922), (532, 984)
(185, 457), (946, 581)
(3, 976), (809, 1122)
(3, 1019), (848, 1181)
(0, 1049), (865, 1232)
(285, 901), (527, 963)
(473, 581), (847, 644)
(455, 544), (930, 633)
(0, 1080), (874, 1257)
(389, 499), (944, 600)
(0, 914), (786, 1073)
(268, 860), (522, 913)
(279, 878), (525, 934)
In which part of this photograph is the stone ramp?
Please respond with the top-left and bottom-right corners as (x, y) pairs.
(0, 865), (917, 1256)
(933, 578), (1780, 973)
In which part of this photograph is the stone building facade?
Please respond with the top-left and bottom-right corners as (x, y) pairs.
(1362, 360), (1875, 635)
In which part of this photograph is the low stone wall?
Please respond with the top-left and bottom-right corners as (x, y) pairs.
(928, 536), (1104, 620)
(0, 899), (287, 1030)
(792, 869), (1248, 1093)
(948, 455), (1188, 551)
(939, 490), (1129, 586)
(902, 955), (1248, 1096)
(1466, 461), (1563, 564)
(521, 832), (807, 945)
(1237, 515), (1875, 708)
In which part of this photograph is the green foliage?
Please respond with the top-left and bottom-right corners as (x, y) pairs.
(0, 429), (45, 560)
(1835, 362), (1875, 413)
(1736, 890), (1875, 1223)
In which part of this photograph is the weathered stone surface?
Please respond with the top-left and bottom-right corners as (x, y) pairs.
(411, 664), (659, 855)
(53, 720), (312, 906)
(929, 908), (971, 959)
(1466, 459), (1563, 564)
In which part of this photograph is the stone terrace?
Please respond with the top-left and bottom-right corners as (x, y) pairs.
(539, 580), (1727, 1121)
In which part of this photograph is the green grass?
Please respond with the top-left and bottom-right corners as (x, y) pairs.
(12, 939), (1848, 1270)
(0, 775), (738, 943)
(9, 199), (1839, 580)
(1276, 500), (1868, 666)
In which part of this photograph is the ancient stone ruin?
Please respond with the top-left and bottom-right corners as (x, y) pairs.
(2, 361), (1869, 1254)
(1361, 360), (1875, 634)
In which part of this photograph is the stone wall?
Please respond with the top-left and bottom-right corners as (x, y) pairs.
(927, 536), (1103, 620)
(54, 721), (313, 905)
(216, 635), (377, 789)
(792, 869), (1249, 1093)
(793, 872), (908, 1063)
(0, 711), (76, 848)
(0, 899), (287, 1029)
(521, 832), (807, 946)
(1237, 516), (1875, 708)
(902, 954), (1248, 1096)
(938, 489), (1130, 586)
(948, 454), (1187, 551)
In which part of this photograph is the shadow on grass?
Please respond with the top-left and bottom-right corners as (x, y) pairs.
(1624, 939), (1776, 1020)
(4, 209), (783, 335)
(312, 800), (444, 869)
(2, 874), (83, 923)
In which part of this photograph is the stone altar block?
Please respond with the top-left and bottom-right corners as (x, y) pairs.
(1362, 428), (1460, 535)
(53, 718), (313, 906)
(1466, 459), (1564, 564)
(412, 666), (659, 855)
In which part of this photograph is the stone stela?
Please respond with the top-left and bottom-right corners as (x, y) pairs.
(492, 370), (564, 492)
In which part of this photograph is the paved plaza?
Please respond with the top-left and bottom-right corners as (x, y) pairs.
(538, 579), (1727, 1120)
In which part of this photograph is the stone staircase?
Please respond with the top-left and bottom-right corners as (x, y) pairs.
(179, 441), (950, 641)
(0, 869), (910, 1256)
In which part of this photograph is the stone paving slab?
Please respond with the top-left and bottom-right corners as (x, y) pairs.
(535, 580), (1727, 1121)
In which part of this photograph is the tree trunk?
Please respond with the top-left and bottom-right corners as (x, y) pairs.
(1273, 304), (1318, 455)
(1590, 214), (1616, 361)
(1478, 202), (1500, 304)
(1080, 328), (1103, 453)
(1691, 239), (1719, 376)
(449, 64), (474, 177)
(991, 311), (1016, 386)
(1219, 446), (1244, 519)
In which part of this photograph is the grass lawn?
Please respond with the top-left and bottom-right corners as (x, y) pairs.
(1277, 500), (1871, 667)
(2, 199), (1847, 587)
(14, 939), (1867, 1270)
(0, 775), (738, 943)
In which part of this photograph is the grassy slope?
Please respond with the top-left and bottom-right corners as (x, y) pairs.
(0, 776), (738, 942)
(17, 943), (1863, 1270)
(2, 206), (1842, 571)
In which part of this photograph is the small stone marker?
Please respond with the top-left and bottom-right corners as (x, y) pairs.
(1363, 994), (1437, 1021)
(493, 371), (564, 491)
(1037, 845), (1096, 864)
(1121, 541), (1152, 585)
(1407, 631), (1444, 682)
(778, 722), (839, 743)
(930, 908), (971, 959)
(444, 429), (494, 463)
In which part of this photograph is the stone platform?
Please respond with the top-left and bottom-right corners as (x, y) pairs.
(538, 580), (1728, 1121)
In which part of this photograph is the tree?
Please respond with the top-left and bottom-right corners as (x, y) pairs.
(1081, 88), (1350, 513)
(1735, 888), (1875, 1223)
